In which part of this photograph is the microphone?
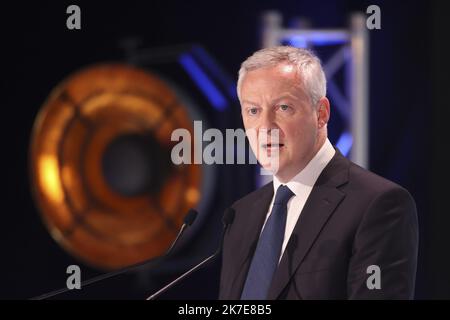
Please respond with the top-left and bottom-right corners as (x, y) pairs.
(31, 208), (199, 300)
(146, 207), (235, 300)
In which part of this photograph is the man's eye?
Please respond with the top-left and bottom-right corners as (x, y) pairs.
(279, 104), (290, 111)
(248, 108), (258, 115)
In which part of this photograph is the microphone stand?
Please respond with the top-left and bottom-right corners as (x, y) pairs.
(31, 209), (198, 300)
(146, 208), (235, 300)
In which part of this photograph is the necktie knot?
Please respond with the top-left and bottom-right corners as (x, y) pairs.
(273, 185), (294, 205)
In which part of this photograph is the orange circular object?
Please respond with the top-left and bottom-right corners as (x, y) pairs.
(29, 64), (201, 270)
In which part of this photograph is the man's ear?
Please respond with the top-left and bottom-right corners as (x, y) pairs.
(317, 97), (330, 128)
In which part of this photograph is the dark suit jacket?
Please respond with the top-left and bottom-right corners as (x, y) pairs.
(219, 149), (419, 299)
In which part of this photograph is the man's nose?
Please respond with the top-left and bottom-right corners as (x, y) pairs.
(258, 110), (277, 133)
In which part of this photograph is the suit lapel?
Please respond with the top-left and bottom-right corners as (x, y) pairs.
(267, 150), (350, 299)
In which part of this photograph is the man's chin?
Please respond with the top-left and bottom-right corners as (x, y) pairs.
(259, 161), (283, 175)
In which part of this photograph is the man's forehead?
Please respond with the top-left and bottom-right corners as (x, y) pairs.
(241, 65), (305, 98)
(241, 92), (299, 106)
(243, 65), (302, 91)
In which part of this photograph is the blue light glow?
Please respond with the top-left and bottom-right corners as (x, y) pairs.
(179, 53), (227, 111)
(336, 131), (353, 156)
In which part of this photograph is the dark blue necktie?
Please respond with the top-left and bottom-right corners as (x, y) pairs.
(241, 185), (295, 300)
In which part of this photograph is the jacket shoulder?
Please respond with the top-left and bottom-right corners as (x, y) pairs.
(348, 161), (412, 196)
(231, 181), (273, 210)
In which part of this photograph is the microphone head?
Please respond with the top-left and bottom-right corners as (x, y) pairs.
(222, 208), (235, 227)
(184, 209), (198, 226)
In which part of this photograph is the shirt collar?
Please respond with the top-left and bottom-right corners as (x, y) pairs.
(273, 138), (336, 196)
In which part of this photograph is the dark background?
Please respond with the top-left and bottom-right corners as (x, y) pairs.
(1, 0), (449, 299)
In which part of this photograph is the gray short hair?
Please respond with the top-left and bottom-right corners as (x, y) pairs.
(237, 46), (327, 106)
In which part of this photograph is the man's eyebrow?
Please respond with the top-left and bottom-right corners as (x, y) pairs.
(241, 100), (260, 106)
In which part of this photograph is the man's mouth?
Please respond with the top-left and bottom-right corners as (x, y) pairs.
(261, 143), (285, 149)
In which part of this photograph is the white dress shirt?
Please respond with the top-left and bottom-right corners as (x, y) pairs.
(261, 138), (336, 261)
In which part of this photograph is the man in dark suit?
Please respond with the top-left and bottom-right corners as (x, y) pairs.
(219, 46), (418, 300)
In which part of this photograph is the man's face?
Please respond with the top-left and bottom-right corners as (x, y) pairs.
(240, 63), (323, 181)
